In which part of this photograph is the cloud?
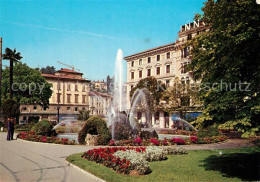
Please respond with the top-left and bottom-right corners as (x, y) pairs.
(0, 20), (132, 41)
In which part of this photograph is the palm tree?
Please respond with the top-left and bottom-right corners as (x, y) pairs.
(3, 48), (23, 98)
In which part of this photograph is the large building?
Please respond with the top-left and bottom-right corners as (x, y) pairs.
(124, 20), (208, 128)
(19, 68), (90, 123)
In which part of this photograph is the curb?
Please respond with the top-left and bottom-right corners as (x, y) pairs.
(65, 160), (106, 182)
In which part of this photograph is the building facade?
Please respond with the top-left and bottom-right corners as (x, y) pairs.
(19, 68), (90, 123)
(89, 91), (112, 117)
(124, 20), (208, 128)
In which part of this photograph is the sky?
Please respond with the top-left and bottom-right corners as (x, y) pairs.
(0, 0), (205, 81)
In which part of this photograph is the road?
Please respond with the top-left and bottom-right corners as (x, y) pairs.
(0, 132), (101, 182)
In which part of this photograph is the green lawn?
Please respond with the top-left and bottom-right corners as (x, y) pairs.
(66, 147), (260, 182)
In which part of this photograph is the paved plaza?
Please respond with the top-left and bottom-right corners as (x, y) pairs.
(0, 132), (100, 182)
(0, 132), (256, 182)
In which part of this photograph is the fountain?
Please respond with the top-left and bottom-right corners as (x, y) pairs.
(107, 49), (153, 140)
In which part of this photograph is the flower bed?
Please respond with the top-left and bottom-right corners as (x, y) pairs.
(107, 135), (227, 146)
(81, 146), (187, 175)
(17, 131), (76, 145)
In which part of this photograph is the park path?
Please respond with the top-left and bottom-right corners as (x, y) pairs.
(0, 132), (100, 182)
(0, 132), (256, 182)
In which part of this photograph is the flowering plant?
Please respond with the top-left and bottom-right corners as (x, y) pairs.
(133, 138), (142, 146)
(170, 137), (186, 145)
(190, 136), (198, 143)
(149, 138), (160, 146)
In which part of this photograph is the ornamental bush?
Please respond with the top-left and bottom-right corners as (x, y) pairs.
(31, 120), (57, 136)
(144, 147), (167, 161)
(114, 150), (150, 175)
(78, 116), (111, 145)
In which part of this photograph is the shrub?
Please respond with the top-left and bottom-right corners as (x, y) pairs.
(133, 138), (142, 146)
(151, 130), (158, 138)
(144, 147), (167, 161)
(149, 138), (160, 146)
(190, 136), (198, 143)
(108, 140), (116, 146)
(31, 120), (57, 136)
(170, 137), (186, 145)
(78, 116), (111, 145)
(114, 150), (150, 175)
(164, 147), (188, 155)
(140, 131), (151, 139)
(161, 138), (169, 146)
(1, 98), (19, 119)
(198, 125), (221, 138)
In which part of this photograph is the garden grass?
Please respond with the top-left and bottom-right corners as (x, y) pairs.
(66, 147), (260, 182)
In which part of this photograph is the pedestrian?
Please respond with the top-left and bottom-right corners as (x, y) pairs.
(10, 118), (15, 140)
(6, 118), (15, 141)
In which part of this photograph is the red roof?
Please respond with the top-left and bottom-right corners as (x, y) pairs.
(41, 73), (87, 81)
(57, 68), (83, 75)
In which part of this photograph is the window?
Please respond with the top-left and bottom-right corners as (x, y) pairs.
(137, 112), (142, 120)
(181, 96), (190, 106)
(43, 107), (47, 111)
(33, 106), (37, 111)
(167, 52), (170, 59)
(148, 57), (151, 63)
(67, 107), (70, 111)
(139, 70), (142, 78)
(156, 67), (160, 75)
(139, 59), (142, 65)
(184, 62), (187, 73)
(131, 61), (134, 67)
(67, 84), (71, 91)
(75, 94), (79, 103)
(157, 55), (160, 61)
(166, 80), (170, 87)
(181, 63), (184, 74)
(186, 77), (190, 84)
(57, 82), (61, 90)
(181, 77), (185, 84)
(147, 69), (151, 77)
(75, 85), (78, 91)
(75, 107), (78, 112)
(57, 93), (61, 103)
(166, 65), (170, 74)
(82, 85), (86, 92)
(82, 95), (86, 103)
(131, 72), (134, 79)
(187, 33), (192, 40)
(67, 94), (71, 103)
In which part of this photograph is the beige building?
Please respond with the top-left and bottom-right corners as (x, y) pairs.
(124, 20), (208, 128)
(89, 91), (112, 117)
(91, 80), (107, 91)
(20, 68), (90, 123)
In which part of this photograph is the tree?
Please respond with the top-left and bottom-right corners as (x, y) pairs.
(1, 98), (19, 119)
(40, 66), (56, 74)
(130, 77), (165, 105)
(161, 78), (200, 118)
(2, 48), (23, 98)
(1, 62), (52, 108)
(78, 109), (90, 121)
(187, 0), (260, 137)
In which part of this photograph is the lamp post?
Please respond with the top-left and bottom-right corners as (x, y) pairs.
(57, 77), (60, 123)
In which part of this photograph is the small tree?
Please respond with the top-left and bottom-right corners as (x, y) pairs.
(1, 98), (20, 127)
(1, 98), (19, 119)
(78, 110), (90, 121)
(161, 78), (199, 119)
